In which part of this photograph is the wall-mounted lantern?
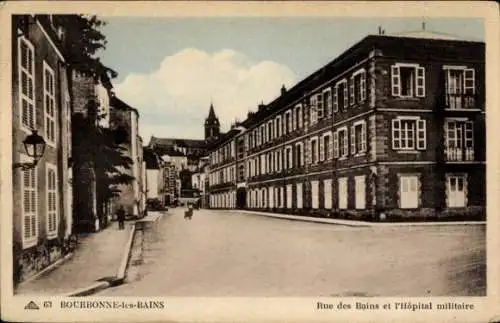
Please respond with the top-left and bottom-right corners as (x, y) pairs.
(13, 130), (46, 170)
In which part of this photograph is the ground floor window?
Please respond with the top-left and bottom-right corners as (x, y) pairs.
(338, 177), (348, 209)
(324, 179), (332, 209)
(22, 158), (38, 247)
(296, 183), (303, 209)
(399, 174), (419, 209)
(447, 174), (467, 208)
(286, 185), (292, 208)
(355, 175), (366, 209)
(269, 187), (274, 208)
(280, 187), (284, 208)
(311, 180), (319, 209)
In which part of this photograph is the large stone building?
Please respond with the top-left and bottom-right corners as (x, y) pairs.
(207, 31), (485, 221)
(12, 15), (74, 283)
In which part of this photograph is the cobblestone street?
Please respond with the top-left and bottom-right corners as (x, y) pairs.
(99, 208), (486, 297)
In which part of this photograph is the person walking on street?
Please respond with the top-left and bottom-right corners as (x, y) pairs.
(117, 206), (125, 230)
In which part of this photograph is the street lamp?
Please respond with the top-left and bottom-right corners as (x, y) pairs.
(13, 130), (46, 170)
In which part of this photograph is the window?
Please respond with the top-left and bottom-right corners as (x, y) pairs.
(334, 79), (348, 112)
(321, 132), (332, 161)
(268, 152), (273, 173)
(260, 154), (266, 175)
(276, 149), (282, 172)
(311, 180), (319, 209)
(445, 120), (474, 161)
(285, 146), (293, 169)
(324, 179), (332, 209)
(295, 142), (304, 167)
(310, 95), (318, 125)
(295, 104), (303, 128)
(275, 116), (282, 137)
(338, 177), (348, 210)
(269, 186), (274, 208)
(351, 69), (366, 104)
(392, 118), (426, 150)
(285, 110), (292, 134)
(19, 36), (36, 131)
(444, 67), (476, 109)
(22, 155), (38, 247)
(268, 121), (273, 141)
(447, 174), (467, 208)
(310, 137), (319, 164)
(351, 121), (367, 154)
(334, 127), (348, 158)
(355, 175), (366, 209)
(286, 184), (292, 209)
(323, 88), (332, 117)
(399, 175), (419, 209)
(296, 183), (303, 209)
(391, 64), (425, 97)
(316, 93), (324, 119)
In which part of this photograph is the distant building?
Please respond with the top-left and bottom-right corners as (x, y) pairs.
(147, 103), (222, 204)
(144, 147), (165, 205)
(110, 96), (145, 218)
(207, 31), (485, 220)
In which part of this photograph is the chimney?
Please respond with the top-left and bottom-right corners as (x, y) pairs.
(281, 84), (287, 96)
(258, 101), (265, 111)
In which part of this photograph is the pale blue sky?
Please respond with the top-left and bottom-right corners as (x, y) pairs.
(99, 17), (484, 141)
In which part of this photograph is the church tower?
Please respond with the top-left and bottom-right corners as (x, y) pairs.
(204, 102), (220, 141)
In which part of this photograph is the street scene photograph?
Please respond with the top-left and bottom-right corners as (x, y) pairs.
(9, 12), (486, 299)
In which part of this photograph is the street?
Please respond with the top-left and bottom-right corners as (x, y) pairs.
(98, 209), (486, 297)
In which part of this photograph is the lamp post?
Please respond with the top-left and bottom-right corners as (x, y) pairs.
(13, 130), (46, 170)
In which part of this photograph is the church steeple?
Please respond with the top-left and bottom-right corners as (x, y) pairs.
(204, 102), (220, 141)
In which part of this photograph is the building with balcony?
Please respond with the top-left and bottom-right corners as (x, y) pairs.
(207, 31), (485, 220)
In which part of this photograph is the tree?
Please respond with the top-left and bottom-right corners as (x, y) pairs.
(57, 14), (135, 230)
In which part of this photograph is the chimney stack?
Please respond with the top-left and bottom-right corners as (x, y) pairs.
(281, 84), (287, 96)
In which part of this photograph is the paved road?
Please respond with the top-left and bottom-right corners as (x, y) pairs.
(99, 208), (485, 297)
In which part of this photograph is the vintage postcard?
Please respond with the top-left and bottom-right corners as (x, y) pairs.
(1, 1), (499, 322)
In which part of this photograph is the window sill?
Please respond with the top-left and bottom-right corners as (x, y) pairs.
(338, 156), (348, 161)
(396, 150), (420, 154)
(353, 152), (367, 157)
(393, 96), (421, 101)
(22, 238), (37, 249)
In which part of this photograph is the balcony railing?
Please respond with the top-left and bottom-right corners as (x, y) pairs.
(445, 93), (476, 110)
(445, 147), (474, 161)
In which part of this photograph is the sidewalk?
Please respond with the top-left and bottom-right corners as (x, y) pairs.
(15, 220), (134, 296)
(232, 210), (485, 227)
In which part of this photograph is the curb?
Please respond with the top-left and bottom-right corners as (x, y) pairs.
(65, 281), (111, 297)
(64, 223), (137, 297)
(63, 214), (163, 297)
(233, 210), (486, 227)
(116, 222), (137, 281)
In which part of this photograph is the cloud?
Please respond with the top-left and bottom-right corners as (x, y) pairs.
(113, 48), (297, 143)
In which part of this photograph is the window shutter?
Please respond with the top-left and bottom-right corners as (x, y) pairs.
(328, 134), (334, 160)
(391, 65), (400, 97)
(416, 67), (425, 97)
(306, 139), (311, 164)
(464, 68), (475, 95)
(319, 137), (325, 161)
(392, 119), (400, 149)
(417, 120), (426, 149)
(333, 85), (338, 112)
(349, 76), (355, 105)
(350, 125), (355, 154)
(318, 94), (324, 119)
(334, 131), (339, 158)
(361, 122), (367, 152)
(360, 71), (366, 101)
(343, 82), (348, 109)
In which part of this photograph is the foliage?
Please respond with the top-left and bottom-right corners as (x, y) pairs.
(56, 14), (117, 80)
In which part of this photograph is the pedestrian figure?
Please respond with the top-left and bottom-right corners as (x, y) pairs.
(184, 203), (193, 220)
(117, 206), (126, 230)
